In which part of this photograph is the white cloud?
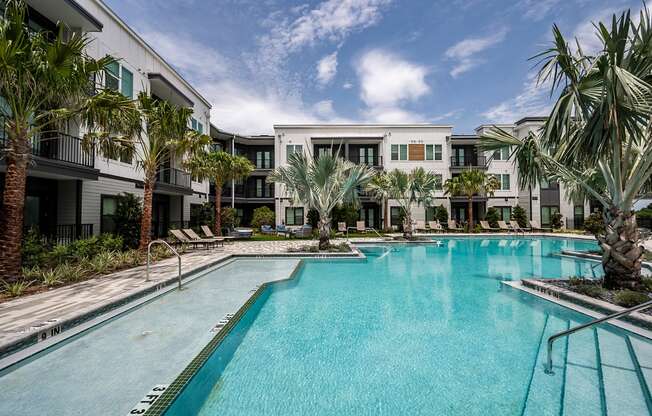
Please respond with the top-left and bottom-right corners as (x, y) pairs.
(342, 82), (354, 89)
(431, 109), (462, 122)
(316, 51), (338, 86)
(313, 99), (336, 118)
(482, 72), (552, 123)
(356, 49), (430, 123)
(519, 0), (562, 21)
(445, 28), (508, 77)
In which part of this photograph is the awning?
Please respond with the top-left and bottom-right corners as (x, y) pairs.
(27, 0), (102, 32)
(148, 73), (194, 107)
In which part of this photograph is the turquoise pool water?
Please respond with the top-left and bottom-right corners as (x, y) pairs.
(165, 238), (652, 416)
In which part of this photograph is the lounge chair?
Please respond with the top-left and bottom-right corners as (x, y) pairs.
(480, 221), (499, 232)
(201, 225), (234, 243)
(336, 222), (347, 236)
(292, 224), (313, 238)
(448, 220), (464, 232)
(497, 221), (512, 232)
(415, 220), (427, 233)
(529, 220), (552, 232)
(260, 225), (275, 234)
(170, 229), (213, 249)
(510, 220), (530, 233)
(356, 221), (366, 233)
(428, 221), (443, 233)
(183, 228), (224, 247)
(276, 224), (290, 237)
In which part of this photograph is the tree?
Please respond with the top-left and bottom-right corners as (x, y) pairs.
(443, 169), (499, 232)
(480, 9), (652, 288)
(184, 151), (254, 235)
(384, 168), (438, 238)
(366, 172), (391, 229)
(512, 205), (528, 228)
(435, 204), (449, 225)
(0, 1), (140, 280)
(485, 207), (500, 228)
(268, 152), (373, 249)
(306, 208), (320, 228)
(114, 193), (142, 249)
(251, 206), (275, 229)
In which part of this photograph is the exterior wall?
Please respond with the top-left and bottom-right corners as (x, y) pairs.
(57, 180), (78, 225)
(82, 177), (142, 235)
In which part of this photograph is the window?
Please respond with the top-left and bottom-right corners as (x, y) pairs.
(495, 206), (511, 222)
(400, 144), (407, 160)
(434, 144), (442, 160)
(197, 122), (203, 134)
(541, 206), (559, 227)
(121, 67), (133, 99)
(493, 147), (510, 161)
(426, 144), (434, 160)
(287, 144), (302, 156)
(285, 207), (304, 226)
(495, 174), (510, 190)
(359, 146), (375, 165)
(101, 195), (117, 233)
(106, 145), (133, 164)
(434, 174), (443, 190)
(256, 151), (272, 169)
(391, 144), (408, 161)
(390, 207), (402, 226)
(191, 118), (197, 131)
(574, 205), (585, 229)
(540, 178), (558, 190)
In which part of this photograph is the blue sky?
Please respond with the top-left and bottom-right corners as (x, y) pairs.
(106, 0), (643, 134)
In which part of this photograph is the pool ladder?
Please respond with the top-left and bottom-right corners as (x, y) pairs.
(146, 240), (183, 290)
(545, 299), (652, 374)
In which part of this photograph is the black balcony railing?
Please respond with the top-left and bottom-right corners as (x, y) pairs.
(1, 129), (95, 168)
(155, 168), (191, 188)
(253, 159), (274, 169)
(222, 185), (274, 199)
(450, 155), (487, 168)
(351, 155), (383, 167)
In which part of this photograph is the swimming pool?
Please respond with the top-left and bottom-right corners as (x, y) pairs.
(160, 237), (652, 415)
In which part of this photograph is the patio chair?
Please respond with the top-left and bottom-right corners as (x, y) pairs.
(447, 220), (464, 232)
(183, 228), (224, 247)
(292, 224), (313, 238)
(480, 221), (499, 232)
(428, 221), (443, 233)
(529, 220), (552, 232)
(335, 222), (347, 237)
(260, 224), (275, 234)
(170, 229), (212, 250)
(356, 221), (366, 233)
(510, 220), (530, 233)
(276, 224), (291, 237)
(201, 225), (234, 243)
(497, 221), (512, 232)
(415, 220), (427, 233)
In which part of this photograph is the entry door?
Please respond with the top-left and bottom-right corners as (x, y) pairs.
(455, 148), (465, 166)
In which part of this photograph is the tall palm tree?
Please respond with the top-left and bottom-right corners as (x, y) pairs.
(184, 150), (254, 235)
(0, 0), (140, 280)
(480, 9), (652, 288)
(443, 169), (499, 232)
(384, 168), (438, 238)
(366, 171), (391, 229)
(268, 152), (373, 249)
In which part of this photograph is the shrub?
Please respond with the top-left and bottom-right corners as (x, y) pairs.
(54, 263), (87, 283)
(22, 266), (42, 281)
(68, 236), (100, 260)
(552, 212), (564, 229)
(40, 269), (63, 287)
(332, 203), (359, 227)
(98, 234), (123, 253)
(2, 280), (32, 297)
(22, 228), (49, 268)
(191, 202), (214, 228)
(614, 290), (650, 307)
(87, 251), (119, 275)
(307, 208), (320, 228)
(573, 284), (604, 298)
(485, 207), (500, 228)
(252, 206), (276, 229)
(512, 205), (528, 228)
(435, 204), (448, 224)
(114, 193), (142, 249)
(221, 207), (240, 230)
(641, 278), (652, 292)
(584, 212), (606, 235)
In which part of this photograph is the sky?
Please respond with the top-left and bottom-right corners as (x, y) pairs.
(105, 0), (644, 135)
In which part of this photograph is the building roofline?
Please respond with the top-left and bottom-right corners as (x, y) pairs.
(514, 116), (547, 125)
(274, 123), (453, 129)
(94, 0), (212, 109)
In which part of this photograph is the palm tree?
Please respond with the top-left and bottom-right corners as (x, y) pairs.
(184, 151), (254, 235)
(443, 169), (499, 232)
(366, 172), (391, 229)
(268, 152), (373, 249)
(384, 168), (438, 238)
(480, 9), (652, 288)
(0, 0), (140, 280)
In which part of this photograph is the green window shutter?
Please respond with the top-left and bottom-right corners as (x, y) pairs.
(105, 61), (120, 91)
(391, 144), (398, 160)
(400, 144), (407, 160)
(426, 145), (433, 160)
(502, 174), (510, 190)
(434, 145), (442, 160)
(121, 67), (133, 98)
(198, 122), (203, 134)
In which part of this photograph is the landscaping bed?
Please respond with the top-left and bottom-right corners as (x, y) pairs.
(286, 242), (352, 253)
(548, 278), (652, 315)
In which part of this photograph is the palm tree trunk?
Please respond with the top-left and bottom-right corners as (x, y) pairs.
(403, 209), (413, 239)
(468, 197), (474, 233)
(318, 216), (330, 250)
(138, 171), (155, 251)
(384, 198), (389, 230)
(598, 208), (643, 289)
(0, 126), (30, 281)
(214, 183), (222, 236)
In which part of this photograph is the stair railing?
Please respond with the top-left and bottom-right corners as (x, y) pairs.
(146, 240), (182, 290)
(545, 299), (652, 374)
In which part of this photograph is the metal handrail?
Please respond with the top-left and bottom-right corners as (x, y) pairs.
(146, 240), (183, 290)
(545, 299), (652, 374)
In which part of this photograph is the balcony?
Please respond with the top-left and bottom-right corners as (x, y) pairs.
(155, 167), (192, 191)
(450, 155), (487, 169)
(222, 184), (274, 200)
(350, 155), (383, 168)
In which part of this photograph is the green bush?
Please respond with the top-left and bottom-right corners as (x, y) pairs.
(614, 290), (650, 307)
(114, 193), (142, 249)
(306, 208), (320, 228)
(584, 212), (606, 235)
(21, 228), (49, 268)
(252, 206), (276, 228)
(435, 204), (448, 224)
(485, 207), (500, 228)
(191, 202), (214, 228)
(641, 277), (652, 292)
(512, 205), (528, 228)
(220, 207), (240, 230)
(2, 280), (32, 297)
(574, 284), (604, 298)
(637, 203), (652, 219)
(552, 212), (564, 229)
(332, 203), (359, 227)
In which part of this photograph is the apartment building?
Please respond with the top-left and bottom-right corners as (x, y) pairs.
(0, 0), (211, 242)
(272, 120), (591, 230)
(210, 126), (275, 226)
